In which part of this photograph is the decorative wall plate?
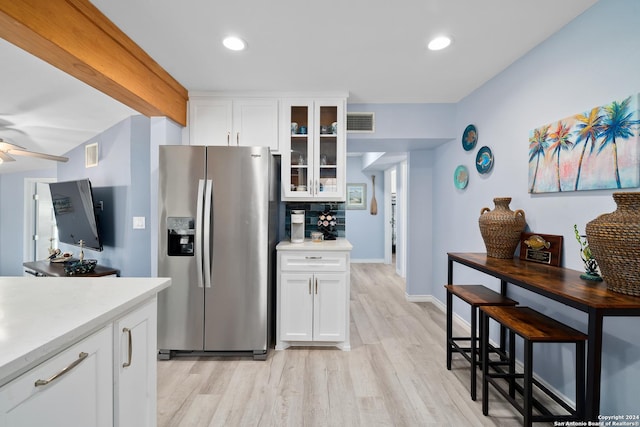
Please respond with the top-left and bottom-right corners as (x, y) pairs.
(476, 146), (494, 174)
(462, 124), (478, 151)
(454, 165), (469, 189)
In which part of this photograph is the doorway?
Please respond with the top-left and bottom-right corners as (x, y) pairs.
(23, 178), (57, 263)
(384, 161), (406, 278)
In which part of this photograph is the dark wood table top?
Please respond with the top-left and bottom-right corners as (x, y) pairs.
(448, 252), (640, 311)
(23, 260), (119, 277)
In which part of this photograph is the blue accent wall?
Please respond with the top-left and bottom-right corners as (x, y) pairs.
(345, 156), (385, 261)
(56, 115), (151, 277)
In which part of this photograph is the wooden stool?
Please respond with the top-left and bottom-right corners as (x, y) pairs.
(480, 306), (587, 427)
(445, 284), (518, 400)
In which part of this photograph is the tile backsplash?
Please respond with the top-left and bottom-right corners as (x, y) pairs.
(284, 202), (345, 239)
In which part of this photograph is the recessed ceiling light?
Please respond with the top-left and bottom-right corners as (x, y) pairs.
(428, 36), (452, 51)
(223, 36), (246, 51)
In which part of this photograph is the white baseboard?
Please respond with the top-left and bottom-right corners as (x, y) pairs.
(405, 294), (433, 303)
(351, 258), (385, 264)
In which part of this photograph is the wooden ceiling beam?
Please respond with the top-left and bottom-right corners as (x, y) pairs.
(0, 0), (188, 126)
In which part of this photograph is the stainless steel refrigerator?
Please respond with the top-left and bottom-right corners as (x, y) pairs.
(157, 145), (278, 360)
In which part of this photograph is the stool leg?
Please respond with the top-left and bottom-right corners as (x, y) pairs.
(446, 290), (453, 370)
(481, 311), (489, 416)
(509, 330), (516, 398)
(576, 341), (586, 419)
(470, 305), (477, 401)
(523, 339), (533, 427)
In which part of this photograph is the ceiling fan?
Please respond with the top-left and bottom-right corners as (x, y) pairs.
(0, 138), (68, 163)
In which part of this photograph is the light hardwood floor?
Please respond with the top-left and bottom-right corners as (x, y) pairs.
(157, 263), (550, 426)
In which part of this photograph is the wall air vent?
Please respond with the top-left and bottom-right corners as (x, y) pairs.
(347, 112), (375, 133)
(85, 142), (98, 168)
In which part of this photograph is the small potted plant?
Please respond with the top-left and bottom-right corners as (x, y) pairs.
(574, 224), (602, 281)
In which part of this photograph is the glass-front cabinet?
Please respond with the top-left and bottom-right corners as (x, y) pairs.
(281, 98), (346, 201)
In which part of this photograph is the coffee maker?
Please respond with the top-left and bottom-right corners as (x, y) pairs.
(290, 210), (305, 243)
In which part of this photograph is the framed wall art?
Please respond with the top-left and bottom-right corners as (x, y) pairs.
(346, 183), (366, 210)
(528, 93), (640, 193)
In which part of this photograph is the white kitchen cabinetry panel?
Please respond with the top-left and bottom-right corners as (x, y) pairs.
(276, 241), (351, 350)
(279, 272), (346, 345)
(189, 98), (232, 147)
(189, 96), (278, 151)
(233, 99), (279, 149)
(313, 273), (346, 341)
(281, 97), (346, 201)
(0, 325), (113, 427)
(279, 251), (348, 272)
(279, 273), (315, 342)
(114, 298), (157, 427)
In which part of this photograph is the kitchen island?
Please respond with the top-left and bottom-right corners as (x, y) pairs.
(0, 276), (171, 426)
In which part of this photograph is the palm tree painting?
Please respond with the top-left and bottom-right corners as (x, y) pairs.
(528, 93), (639, 193)
(547, 121), (574, 191)
(528, 125), (550, 193)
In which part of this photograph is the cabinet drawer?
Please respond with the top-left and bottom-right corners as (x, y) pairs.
(0, 324), (113, 427)
(280, 252), (348, 272)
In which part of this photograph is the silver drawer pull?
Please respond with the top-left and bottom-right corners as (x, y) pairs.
(34, 352), (89, 387)
(122, 327), (133, 368)
(305, 256), (322, 260)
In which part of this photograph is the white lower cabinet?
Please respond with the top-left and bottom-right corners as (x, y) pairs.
(280, 272), (346, 343)
(114, 299), (157, 427)
(0, 325), (114, 427)
(276, 244), (351, 350)
(0, 298), (158, 427)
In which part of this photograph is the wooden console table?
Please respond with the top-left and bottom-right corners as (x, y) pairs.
(23, 260), (119, 277)
(448, 252), (640, 421)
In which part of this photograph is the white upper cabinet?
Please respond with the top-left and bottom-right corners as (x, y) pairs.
(280, 97), (346, 201)
(188, 95), (279, 151)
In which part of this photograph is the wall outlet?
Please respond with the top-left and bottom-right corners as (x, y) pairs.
(133, 216), (146, 229)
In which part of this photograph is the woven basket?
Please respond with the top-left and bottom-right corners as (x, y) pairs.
(479, 197), (526, 258)
(586, 192), (640, 296)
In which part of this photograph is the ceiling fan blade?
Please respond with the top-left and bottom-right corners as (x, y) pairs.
(0, 138), (26, 150)
(0, 151), (16, 162)
(7, 148), (69, 162)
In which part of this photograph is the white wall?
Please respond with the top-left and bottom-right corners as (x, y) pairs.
(428, 0), (640, 415)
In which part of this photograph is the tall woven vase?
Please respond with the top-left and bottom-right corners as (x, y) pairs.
(585, 192), (640, 296)
(479, 197), (526, 258)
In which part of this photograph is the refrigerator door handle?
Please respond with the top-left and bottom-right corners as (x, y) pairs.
(195, 179), (205, 288)
(203, 179), (213, 288)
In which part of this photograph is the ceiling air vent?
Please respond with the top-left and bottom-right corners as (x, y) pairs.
(347, 112), (375, 133)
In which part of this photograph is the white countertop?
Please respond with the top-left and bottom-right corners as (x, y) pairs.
(277, 238), (352, 251)
(0, 276), (171, 386)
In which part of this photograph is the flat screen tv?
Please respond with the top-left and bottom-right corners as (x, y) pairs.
(49, 179), (103, 251)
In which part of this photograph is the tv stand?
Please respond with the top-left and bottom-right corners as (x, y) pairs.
(23, 260), (119, 277)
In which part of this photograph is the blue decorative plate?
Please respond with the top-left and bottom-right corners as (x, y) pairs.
(476, 146), (494, 174)
(462, 124), (478, 151)
(454, 165), (469, 189)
